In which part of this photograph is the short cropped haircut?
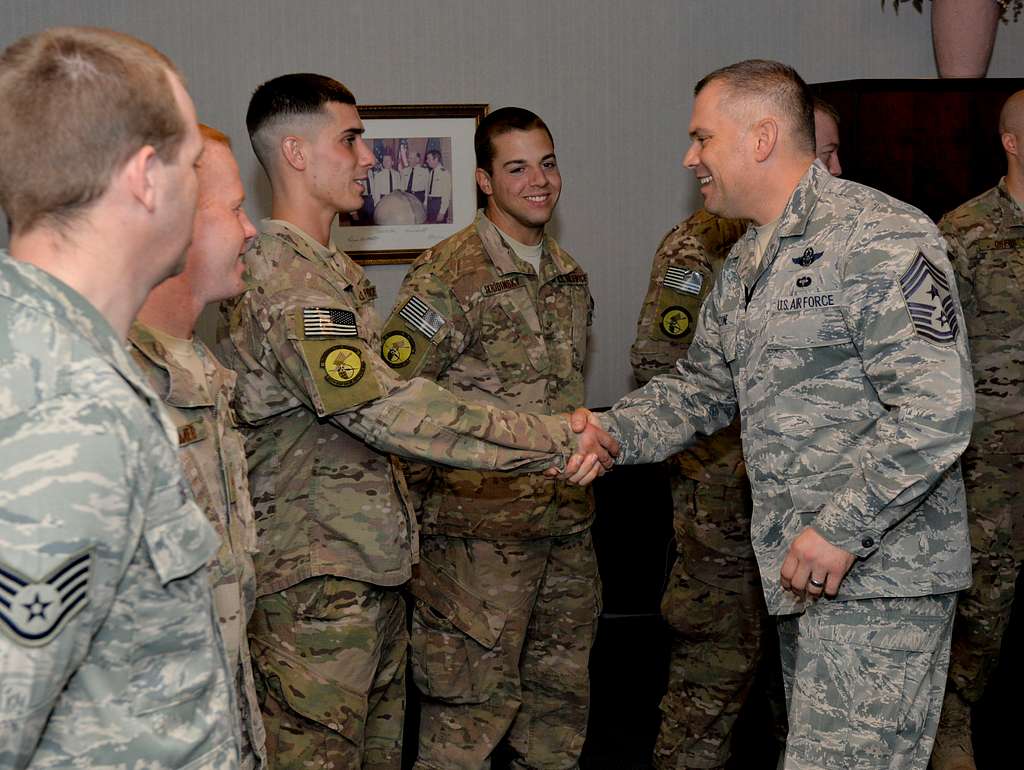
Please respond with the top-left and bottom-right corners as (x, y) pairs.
(695, 59), (815, 155)
(199, 123), (232, 148)
(0, 26), (186, 235)
(246, 73), (356, 172)
(812, 96), (840, 126)
(475, 107), (553, 174)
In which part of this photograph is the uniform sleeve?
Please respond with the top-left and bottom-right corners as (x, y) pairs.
(0, 397), (134, 768)
(603, 284), (739, 464)
(810, 223), (975, 555)
(230, 283), (575, 473)
(939, 217), (977, 325)
(629, 229), (683, 385)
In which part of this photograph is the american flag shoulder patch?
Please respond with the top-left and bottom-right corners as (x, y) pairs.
(0, 549), (92, 647)
(399, 295), (447, 340)
(302, 307), (358, 338)
(663, 265), (704, 296)
(900, 251), (959, 344)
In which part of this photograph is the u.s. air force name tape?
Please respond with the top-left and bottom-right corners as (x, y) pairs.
(0, 549), (92, 647)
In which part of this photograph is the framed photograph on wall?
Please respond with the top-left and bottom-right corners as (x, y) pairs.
(333, 103), (488, 265)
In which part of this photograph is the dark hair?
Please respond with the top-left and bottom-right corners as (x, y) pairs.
(246, 73), (355, 171)
(474, 107), (553, 174)
(695, 59), (815, 154)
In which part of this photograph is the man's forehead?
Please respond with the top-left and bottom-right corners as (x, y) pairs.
(322, 101), (363, 130)
(493, 127), (554, 158)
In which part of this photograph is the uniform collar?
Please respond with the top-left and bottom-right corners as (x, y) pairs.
(127, 321), (218, 408)
(261, 218), (364, 290)
(474, 210), (581, 283)
(995, 177), (1024, 230)
(0, 252), (179, 444)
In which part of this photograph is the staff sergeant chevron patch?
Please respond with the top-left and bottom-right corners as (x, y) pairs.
(900, 251), (959, 344)
(0, 550), (92, 646)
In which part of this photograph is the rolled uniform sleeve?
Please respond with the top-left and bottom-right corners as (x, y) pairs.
(810, 228), (975, 556)
(0, 397), (133, 767)
(602, 283), (739, 465)
(226, 283), (575, 473)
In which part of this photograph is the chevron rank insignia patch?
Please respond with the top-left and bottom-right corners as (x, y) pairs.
(302, 307), (358, 338)
(900, 252), (959, 344)
(663, 266), (704, 296)
(399, 295), (446, 340)
(0, 550), (92, 647)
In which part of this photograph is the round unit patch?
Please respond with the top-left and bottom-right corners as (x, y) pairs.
(660, 306), (693, 338)
(381, 331), (415, 368)
(320, 345), (365, 387)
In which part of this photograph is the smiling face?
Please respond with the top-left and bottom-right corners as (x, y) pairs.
(476, 127), (561, 245)
(185, 140), (257, 304)
(683, 79), (756, 221)
(306, 102), (375, 215)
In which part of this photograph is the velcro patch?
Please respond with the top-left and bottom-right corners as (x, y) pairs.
(357, 285), (378, 303)
(399, 295), (446, 340)
(177, 420), (206, 447)
(555, 272), (588, 286)
(0, 550), (92, 647)
(660, 306), (693, 338)
(663, 266), (703, 296)
(302, 307), (357, 338)
(482, 277), (521, 296)
(900, 252), (959, 344)
(382, 331), (416, 368)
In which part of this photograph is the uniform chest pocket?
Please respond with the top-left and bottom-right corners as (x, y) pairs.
(974, 248), (1024, 318)
(481, 293), (550, 374)
(133, 481), (220, 716)
(766, 302), (850, 350)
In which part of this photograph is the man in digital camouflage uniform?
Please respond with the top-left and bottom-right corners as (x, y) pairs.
(381, 107), (599, 769)
(0, 28), (242, 768)
(217, 74), (616, 770)
(930, 89), (1024, 770)
(631, 100), (842, 770)
(575, 59), (973, 770)
(128, 125), (266, 769)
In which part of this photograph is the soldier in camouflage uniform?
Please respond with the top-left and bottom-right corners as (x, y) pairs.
(128, 126), (266, 769)
(0, 28), (242, 768)
(930, 89), (1024, 770)
(381, 108), (600, 769)
(633, 103), (842, 770)
(218, 75), (615, 770)
(577, 60), (973, 770)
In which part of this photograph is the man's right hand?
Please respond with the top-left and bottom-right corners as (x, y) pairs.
(544, 408), (619, 486)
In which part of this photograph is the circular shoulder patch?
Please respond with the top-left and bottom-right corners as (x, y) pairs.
(381, 331), (415, 368)
(320, 345), (365, 387)
(660, 306), (693, 338)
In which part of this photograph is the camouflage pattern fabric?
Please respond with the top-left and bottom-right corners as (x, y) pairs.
(776, 593), (956, 770)
(408, 531), (601, 770)
(248, 577), (407, 770)
(129, 321), (266, 769)
(215, 220), (578, 769)
(632, 211), (786, 768)
(215, 219), (579, 596)
(933, 180), (1024, 757)
(602, 161), (974, 616)
(382, 213), (599, 767)
(0, 255), (241, 768)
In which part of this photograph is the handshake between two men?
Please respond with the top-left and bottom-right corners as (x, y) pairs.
(548, 407), (616, 486)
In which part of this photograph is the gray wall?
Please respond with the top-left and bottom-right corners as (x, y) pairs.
(3, 1), (1023, 406)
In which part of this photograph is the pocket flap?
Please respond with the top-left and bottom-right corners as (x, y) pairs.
(408, 558), (508, 649)
(143, 481), (220, 585)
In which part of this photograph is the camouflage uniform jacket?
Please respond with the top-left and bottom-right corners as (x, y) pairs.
(216, 220), (578, 595)
(939, 177), (1024, 454)
(0, 255), (240, 768)
(128, 322), (266, 769)
(604, 161), (975, 615)
(382, 212), (593, 540)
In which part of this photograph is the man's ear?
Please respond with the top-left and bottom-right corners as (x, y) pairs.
(120, 144), (159, 212)
(282, 136), (307, 171)
(475, 167), (493, 196)
(752, 117), (779, 163)
(1002, 131), (1018, 159)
